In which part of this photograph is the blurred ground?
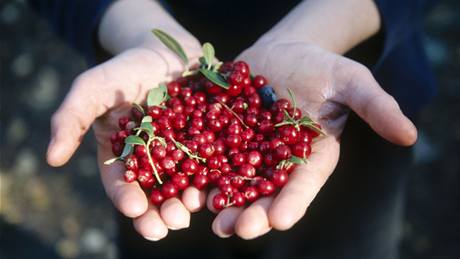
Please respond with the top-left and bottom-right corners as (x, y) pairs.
(0, 1), (459, 259)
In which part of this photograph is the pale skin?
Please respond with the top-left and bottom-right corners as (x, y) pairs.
(46, 0), (417, 241)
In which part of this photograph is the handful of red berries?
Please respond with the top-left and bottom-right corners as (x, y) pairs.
(105, 30), (324, 210)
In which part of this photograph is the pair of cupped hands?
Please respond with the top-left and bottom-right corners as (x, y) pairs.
(46, 33), (417, 241)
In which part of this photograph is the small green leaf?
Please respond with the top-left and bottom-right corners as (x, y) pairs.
(152, 29), (188, 65)
(289, 155), (307, 164)
(147, 84), (169, 107)
(104, 157), (118, 165)
(120, 144), (133, 159)
(305, 123), (326, 136)
(199, 68), (229, 89)
(125, 135), (145, 146)
(202, 42), (215, 68)
(141, 116), (152, 123)
(298, 116), (313, 124)
(132, 103), (145, 115)
(213, 61), (223, 72)
(139, 122), (154, 137)
(287, 88), (297, 112)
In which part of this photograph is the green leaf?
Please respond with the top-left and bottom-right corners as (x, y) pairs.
(120, 144), (133, 159)
(139, 122), (154, 137)
(103, 157), (118, 165)
(199, 68), (229, 89)
(202, 42), (215, 68)
(289, 155), (307, 164)
(132, 103), (145, 115)
(141, 115), (152, 123)
(152, 29), (188, 65)
(125, 135), (145, 146)
(147, 84), (169, 107)
(213, 61), (223, 72)
(287, 88), (297, 112)
(298, 116), (313, 125)
(304, 123), (326, 136)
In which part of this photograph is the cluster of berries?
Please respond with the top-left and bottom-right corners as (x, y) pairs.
(105, 30), (323, 210)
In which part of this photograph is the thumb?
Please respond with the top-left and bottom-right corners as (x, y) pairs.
(343, 66), (417, 146)
(47, 76), (99, 167)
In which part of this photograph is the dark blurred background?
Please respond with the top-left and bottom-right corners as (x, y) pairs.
(0, 0), (459, 258)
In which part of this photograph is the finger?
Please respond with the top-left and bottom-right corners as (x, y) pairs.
(344, 66), (417, 146)
(47, 75), (99, 166)
(160, 197), (190, 230)
(268, 136), (340, 230)
(206, 188), (221, 214)
(133, 204), (168, 241)
(182, 187), (207, 212)
(212, 206), (244, 238)
(47, 49), (173, 167)
(99, 149), (149, 218)
(234, 197), (273, 240)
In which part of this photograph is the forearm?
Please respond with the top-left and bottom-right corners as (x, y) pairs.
(257, 0), (381, 54)
(98, 0), (200, 55)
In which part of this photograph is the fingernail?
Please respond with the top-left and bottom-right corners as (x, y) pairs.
(144, 236), (160, 241)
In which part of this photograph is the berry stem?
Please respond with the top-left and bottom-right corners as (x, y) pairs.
(215, 99), (249, 129)
(171, 138), (206, 163)
(146, 138), (163, 184)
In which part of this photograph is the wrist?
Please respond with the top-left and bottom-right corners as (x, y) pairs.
(254, 0), (381, 54)
(98, 0), (201, 57)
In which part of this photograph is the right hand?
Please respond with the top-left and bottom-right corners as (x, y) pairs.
(46, 46), (206, 241)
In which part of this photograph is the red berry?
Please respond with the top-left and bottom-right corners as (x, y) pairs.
(253, 75), (267, 89)
(231, 176), (245, 189)
(160, 156), (176, 174)
(208, 156), (221, 170)
(227, 83), (243, 96)
(239, 164), (256, 178)
(279, 125), (300, 145)
(123, 170), (137, 183)
(124, 155), (138, 171)
(257, 179), (275, 196)
(181, 158), (198, 175)
(170, 149), (184, 163)
(198, 143), (215, 158)
(243, 186), (259, 202)
(274, 145), (292, 160)
(233, 61), (250, 77)
(226, 134), (242, 148)
(167, 81), (181, 97)
(131, 107), (144, 121)
(212, 193), (227, 210)
(152, 146), (167, 160)
(247, 150), (262, 168)
(147, 106), (163, 119)
(118, 116), (130, 130)
(180, 87), (193, 98)
(232, 153), (246, 166)
(272, 170), (288, 187)
(150, 189), (165, 206)
(161, 182), (178, 199)
(171, 173), (189, 190)
(231, 192), (246, 207)
(193, 173), (209, 190)
(292, 142), (312, 158)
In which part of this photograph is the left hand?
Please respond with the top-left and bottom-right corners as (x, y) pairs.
(207, 41), (417, 239)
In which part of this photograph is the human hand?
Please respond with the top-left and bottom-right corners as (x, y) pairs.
(46, 46), (208, 241)
(208, 41), (417, 239)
